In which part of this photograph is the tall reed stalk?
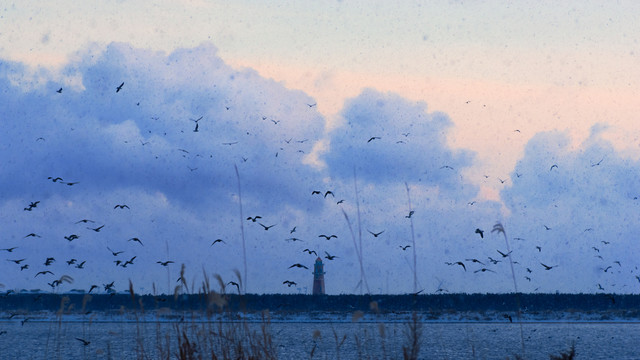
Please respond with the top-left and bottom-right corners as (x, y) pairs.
(234, 164), (247, 294)
(492, 222), (525, 356)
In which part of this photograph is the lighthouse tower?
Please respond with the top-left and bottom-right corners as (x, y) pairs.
(312, 257), (325, 295)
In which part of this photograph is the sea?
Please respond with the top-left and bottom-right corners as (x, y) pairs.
(0, 315), (639, 359)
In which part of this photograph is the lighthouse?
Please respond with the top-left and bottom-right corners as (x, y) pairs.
(312, 257), (325, 295)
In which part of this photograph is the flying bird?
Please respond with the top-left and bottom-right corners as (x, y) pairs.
(128, 238), (143, 246)
(56, 87), (63, 93)
(114, 204), (130, 209)
(475, 228), (484, 238)
(116, 82), (124, 93)
(288, 263), (308, 270)
(324, 251), (338, 260)
(107, 247), (124, 256)
(303, 249), (317, 256)
(474, 268), (496, 273)
(35, 270), (54, 277)
(157, 261), (174, 267)
(283, 280), (297, 287)
(324, 191), (335, 198)
(75, 219), (95, 224)
(87, 225), (105, 232)
(7, 259), (26, 264)
(75, 338), (90, 346)
(540, 263), (557, 270)
(227, 281), (240, 293)
(290, 226), (297, 234)
(211, 239), (226, 246)
(318, 234), (337, 240)
(367, 136), (381, 143)
(24, 233), (41, 238)
(399, 245), (411, 251)
(496, 250), (512, 258)
(465, 258), (485, 265)
(550, 164), (558, 171)
(368, 230), (385, 237)
(258, 223), (276, 231)
(64, 234), (79, 242)
(1, 247), (18, 252)
(246, 216), (262, 222)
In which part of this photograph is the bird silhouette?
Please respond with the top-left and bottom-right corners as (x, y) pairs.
(367, 136), (381, 143)
(303, 249), (317, 256)
(285, 237), (303, 242)
(87, 225), (105, 232)
(543, 225), (552, 230)
(311, 190), (322, 195)
(35, 270), (54, 277)
(128, 237), (143, 246)
(75, 219), (95, 224)
(405, 210), (415, 218)
(24, 233), (41, 238)
(157, 261), (174, 266)
(116, 82), (124, 93)
(400, 245), (411, 251)
(465, 258), (485, 265)
(56, 87), (63, 93)
(48, 176), (64, 182)
(246, 216), (262, 222)
(445, 261), (467, 271)
(368, 230), (385, 237)
(540, 263), (557, 270)
(283, 280), (297, 287)
(66, 259), (77, 265)
(474, 268), (496, 273)
(496, 250), (512, 258)
(475, 228), (484, 238)
(324, 191), (335, 198)
(290, 226), (297, 234)
(107, 247), (124, 256)
(75, 261), (86, 269)
(550, 164), (558, 171)
(227, 281), (240, 293)
(1, 247), (18, 252)
(64, 234), (79, 242)
(324, 251), (338, 260)
(114, 204), (130, 209)
(601, 266), (612, 273)
(211, 239), (226, 246)
(104, 282), (115, 292)
(536, 246), (542, 252)
(288, 263), (308, 270)
(44, 257), (55, 266)
(75, 338), (90, 346)
(7, 259), (26, 264)
(318, 234), (337, 240)
(258, 223), (276, 231)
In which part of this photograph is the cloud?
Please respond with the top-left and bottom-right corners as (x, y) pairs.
(499, 126), (640, 292)
(323, 89), (475, 194)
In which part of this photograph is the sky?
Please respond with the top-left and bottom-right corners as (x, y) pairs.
(1, 1), (640, 295)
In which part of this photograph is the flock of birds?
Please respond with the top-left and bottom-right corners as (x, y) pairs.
(2, 76), (640, 311)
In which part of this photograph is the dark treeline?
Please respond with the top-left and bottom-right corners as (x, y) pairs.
(1, 292), (639, 315)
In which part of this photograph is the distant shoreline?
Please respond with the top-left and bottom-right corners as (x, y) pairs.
(1, 293), (639, 321)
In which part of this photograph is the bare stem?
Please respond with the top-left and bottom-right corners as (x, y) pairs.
(235, 164), (247, 294)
